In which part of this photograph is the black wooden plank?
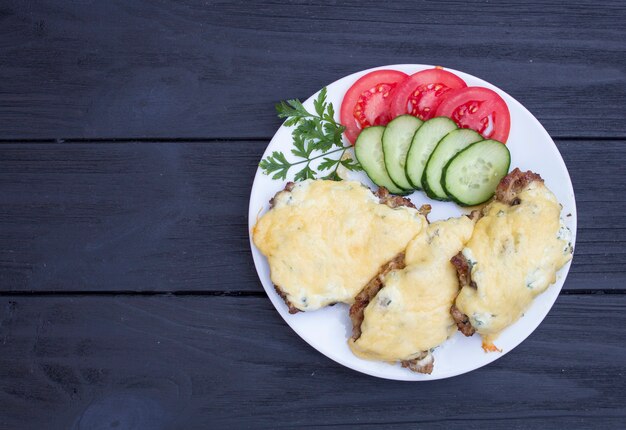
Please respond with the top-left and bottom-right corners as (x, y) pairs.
(0, 141), (260, 292)
(0, 1), (625, 139)
(1, 140), (625, 292)
(0, 295), (624, 429)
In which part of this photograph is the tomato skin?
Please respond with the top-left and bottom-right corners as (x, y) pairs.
(435, 86), (511, 143)
(340, 70), (408, 144)
(388, 68), (467, 121)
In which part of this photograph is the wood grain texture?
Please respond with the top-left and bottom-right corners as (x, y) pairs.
(1, 140), (624, 292)
(1, 1), (625, 428)
(0, 141), (260, 292)
(0, 0), (624, 139)
(0, 295), (624, 429)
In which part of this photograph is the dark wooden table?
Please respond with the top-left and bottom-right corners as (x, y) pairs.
(1, 1), (625, 428)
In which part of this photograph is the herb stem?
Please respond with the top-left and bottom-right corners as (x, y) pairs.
(326, 146), (349, 179)
(288, 146), (348, 167)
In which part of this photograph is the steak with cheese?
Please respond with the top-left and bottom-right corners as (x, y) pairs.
(451, 169), (573, 349)
(349, 214), (476, 374)
(253, 180), (428, 313)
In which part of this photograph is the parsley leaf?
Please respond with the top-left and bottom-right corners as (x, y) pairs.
(291, 134), (313, 159)
(318, 157), (339, 171)
(258, 151), (291, 180)
(313, 87), (327, 118)
(275, 99), (314, 127)
(341, 157), (362, 171)
(260, 87), (362, 181)
(322, 170), (341, 181)
(294, 165), (316, 182)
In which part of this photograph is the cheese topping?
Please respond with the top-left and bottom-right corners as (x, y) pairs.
(455, 181), (573, 341)
(349, 215), (475, 362)
(252, 180), (426, 311)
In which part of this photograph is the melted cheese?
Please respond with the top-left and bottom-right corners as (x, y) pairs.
(349, 216), (475, 362)
(252, 180), (426, 311)
(455, 182), (573, 342)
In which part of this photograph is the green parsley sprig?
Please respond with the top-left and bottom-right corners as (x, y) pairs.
(259, 88), (362, 181)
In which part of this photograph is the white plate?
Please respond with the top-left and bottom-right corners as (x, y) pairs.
(248, 64), (577, 380)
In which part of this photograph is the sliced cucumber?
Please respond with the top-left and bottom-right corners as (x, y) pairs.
(405, 117), (457, 190)
(354, 126), (407, 195)
(442, 140), (511, 206)
(422, 129), (483, 200)
(382, 115), (423, 190)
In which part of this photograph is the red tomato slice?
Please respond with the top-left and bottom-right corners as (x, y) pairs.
(340, 70), (408, 144)
(388, 68), (467, 121)
(435, 86), (511, 142)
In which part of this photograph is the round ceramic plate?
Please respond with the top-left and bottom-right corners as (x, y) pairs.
(248, 64), (577, 380)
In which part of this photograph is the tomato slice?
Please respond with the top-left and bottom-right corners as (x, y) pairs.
(435, 87), (511, 143)
(340, 70), (408, 144)
(388, 68), (467, 121)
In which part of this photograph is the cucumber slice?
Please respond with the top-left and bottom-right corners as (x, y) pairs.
(382, 115), (423, 190)
(422, 129), (483, 200)
(405, 117), (457, 190)
(354, 126), (407, 195)
(442, 140), (511, 206)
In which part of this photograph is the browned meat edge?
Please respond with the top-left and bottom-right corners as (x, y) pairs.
(450, 252), (472, 290)
(349, 253), (435, 374)
(267, 182), (301, 313)
(349, 252), (406, 340)
(495, 168), (543, 205)
(467, 209), (482, 222)
(273, 285), (300, 315)
(450, 304), (476, 337)
(269, 181), (295, 209)
(374, 187), (416, 209)
(375, 187), (432, 221)
(450, 169), (543, 336)
(269, 184), (422, 314)
(401, 351), (435, 375)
